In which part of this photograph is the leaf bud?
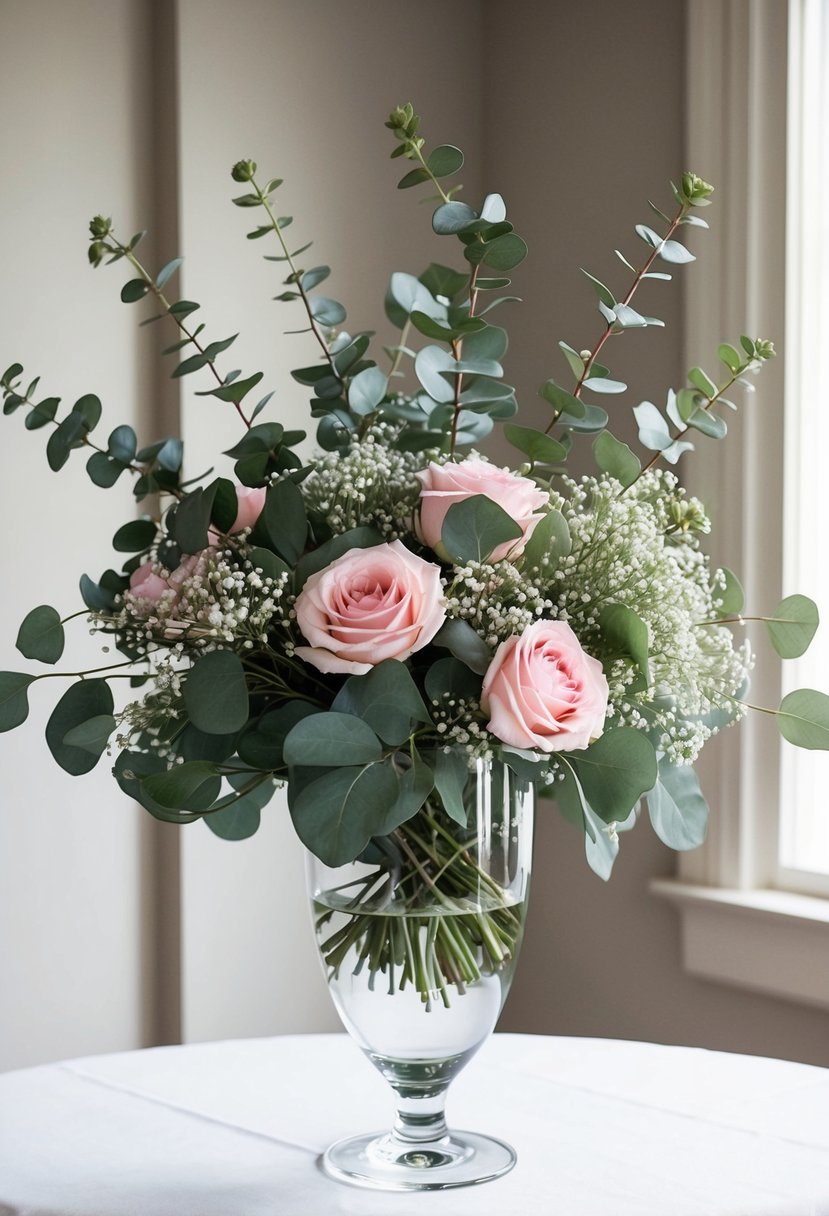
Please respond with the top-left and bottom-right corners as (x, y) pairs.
(579, 350), (592, 362)
(231, 159), (257, 183)
(754, 338), (776, 360)
(89, 215), (112, 238)
(385, 102), (419, 141)
(681, 172), (714, 204)
(88, 241), (107, 268)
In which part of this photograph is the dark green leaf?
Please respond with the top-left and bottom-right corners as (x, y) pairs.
(237, 702), (316, 770)
(184, 650), (249, 734)
(433, 747), (469, 825)
(62, 714), (116, 759)
(0, 672), (36, 732)
(290, 762), (399, 866)
(46, 679), (114, 775)
(112, 517), (157, 553)
(378, 752), (434, 833)
(121, 279), (149, 303)
(284, 711), (382, 768)
(432, 618), (491, 675)
(482, 233), (528, 271)
(108, 425), (137, 463)
(424, 656), (482, 704)
(25, 397), (59, 430)
(16, 605), (64, 664)
(540, 378), (585, 418)
(253, 477), (307, 564)
(427, 144), (464, 177)
(331, 660), (431, 747)
(142, 761), (222, 811)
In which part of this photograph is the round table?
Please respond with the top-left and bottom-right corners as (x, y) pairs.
(1, 1033), (828, 1215)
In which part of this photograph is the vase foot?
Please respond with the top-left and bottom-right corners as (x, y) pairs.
(321, 1128), (516, 1191)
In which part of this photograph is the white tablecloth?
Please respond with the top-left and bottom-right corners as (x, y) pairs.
(1, 1033), (828, 1215)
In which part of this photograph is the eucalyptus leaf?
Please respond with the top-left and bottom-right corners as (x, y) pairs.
(184, 650), (249, 735)
(332, 660), (431, 747)
(777, 689), (829, 750)
(599, 604), (650, 683)
(441, 494), (523, 564)
(16, 605), (65, 664)
(522, 509), (571, 572)
(569, 728), (657, 822)
(433, 747), (470, 825)
(0, 672), (36, 732)
(45, 679), (114, 775)
(432, 618), (492, 675)
(766, 594), (819, 659)
(283, 711), (383, 768)
(646, 759), (708, 850)
(593, 431), (641, 487)
(503, 423), (566, 465)
(290, 762), (399, 866)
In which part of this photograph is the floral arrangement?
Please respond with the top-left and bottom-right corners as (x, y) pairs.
(1, 103), (826, 971)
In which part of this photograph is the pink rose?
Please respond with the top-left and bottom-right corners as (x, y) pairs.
(129, 562), (169, 602)
(294, 540), (446, 675)
(209, 485), (266, 542)
(481, 620), (609, 753)
(415, 458), (548, 562)
(231, 485), (266, 533)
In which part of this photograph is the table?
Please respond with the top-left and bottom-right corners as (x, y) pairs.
(1, 1033), (828, 1215)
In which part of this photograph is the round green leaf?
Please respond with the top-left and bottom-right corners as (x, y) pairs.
(599, 604), (650, 684)
(0, 672), (36, 732)
(142, 760), (222, 811)
(16, 605), (65, 664)
(204, 798), (262, 841)
(112, 517), (157, 553)
(503, 423), (567, 465)
(778, 689), (829, 750)
(184, 650), (249, 735)
(289, 762), (398, 866)
(283, 711), (382, 768)
(521, 508), (571, 572)
(570, 727), (657, 821)
(331, 661), (431, 747)
(427, 144), (464, 178)
(593, 431), (641, 487)
(62, 714), (116, 759)
(441, 494), (523, 564)
(45, 679), (114, 774)
(432, 618), (492, 675)
(766, 595), (819, 659)
(482, 233), (528, 272)
(121, 279), (150, 303)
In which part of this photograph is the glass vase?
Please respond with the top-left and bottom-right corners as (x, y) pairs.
(306, 752), (534, 1191)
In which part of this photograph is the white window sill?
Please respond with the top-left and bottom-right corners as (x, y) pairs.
(651, 879), (829, 1010)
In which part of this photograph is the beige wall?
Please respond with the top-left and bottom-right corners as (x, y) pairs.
(1, 0), (827, 1072)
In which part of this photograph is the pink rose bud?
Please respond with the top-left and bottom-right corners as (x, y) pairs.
(415, 457), (548, 563)
(128, 562), (169, 602)
(481, 620), (609, 753)
(231, 485), (267, 533)
(294, 540), (447, 675)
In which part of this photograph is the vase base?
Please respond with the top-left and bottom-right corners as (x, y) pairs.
(321, 1128), (516, 1191)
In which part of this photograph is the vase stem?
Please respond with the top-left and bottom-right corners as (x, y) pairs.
(392, 1085), (449, 1144)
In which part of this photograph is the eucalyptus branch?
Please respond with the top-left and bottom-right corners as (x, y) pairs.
(90, 221), (252, 430)
(630, 368), (742, 486)
(449, 263), (482, 456)
(0, 373), (183, 499)
(247, 172), (342, 383)
(544, 202), (690, 437)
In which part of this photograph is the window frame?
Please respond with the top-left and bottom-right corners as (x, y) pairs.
(652, 0), (829, 1010)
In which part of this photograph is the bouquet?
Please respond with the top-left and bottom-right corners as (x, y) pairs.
(1, 104), (825, 1007)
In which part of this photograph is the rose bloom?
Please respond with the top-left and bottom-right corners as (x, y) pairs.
(481, 620), (609, 753)
(209, 485), (266, 542)
(294, 540), (446, 675)
(415, 457), (548, 562)
(128, 561), (169, 602)
(230, 485), (266, 533)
